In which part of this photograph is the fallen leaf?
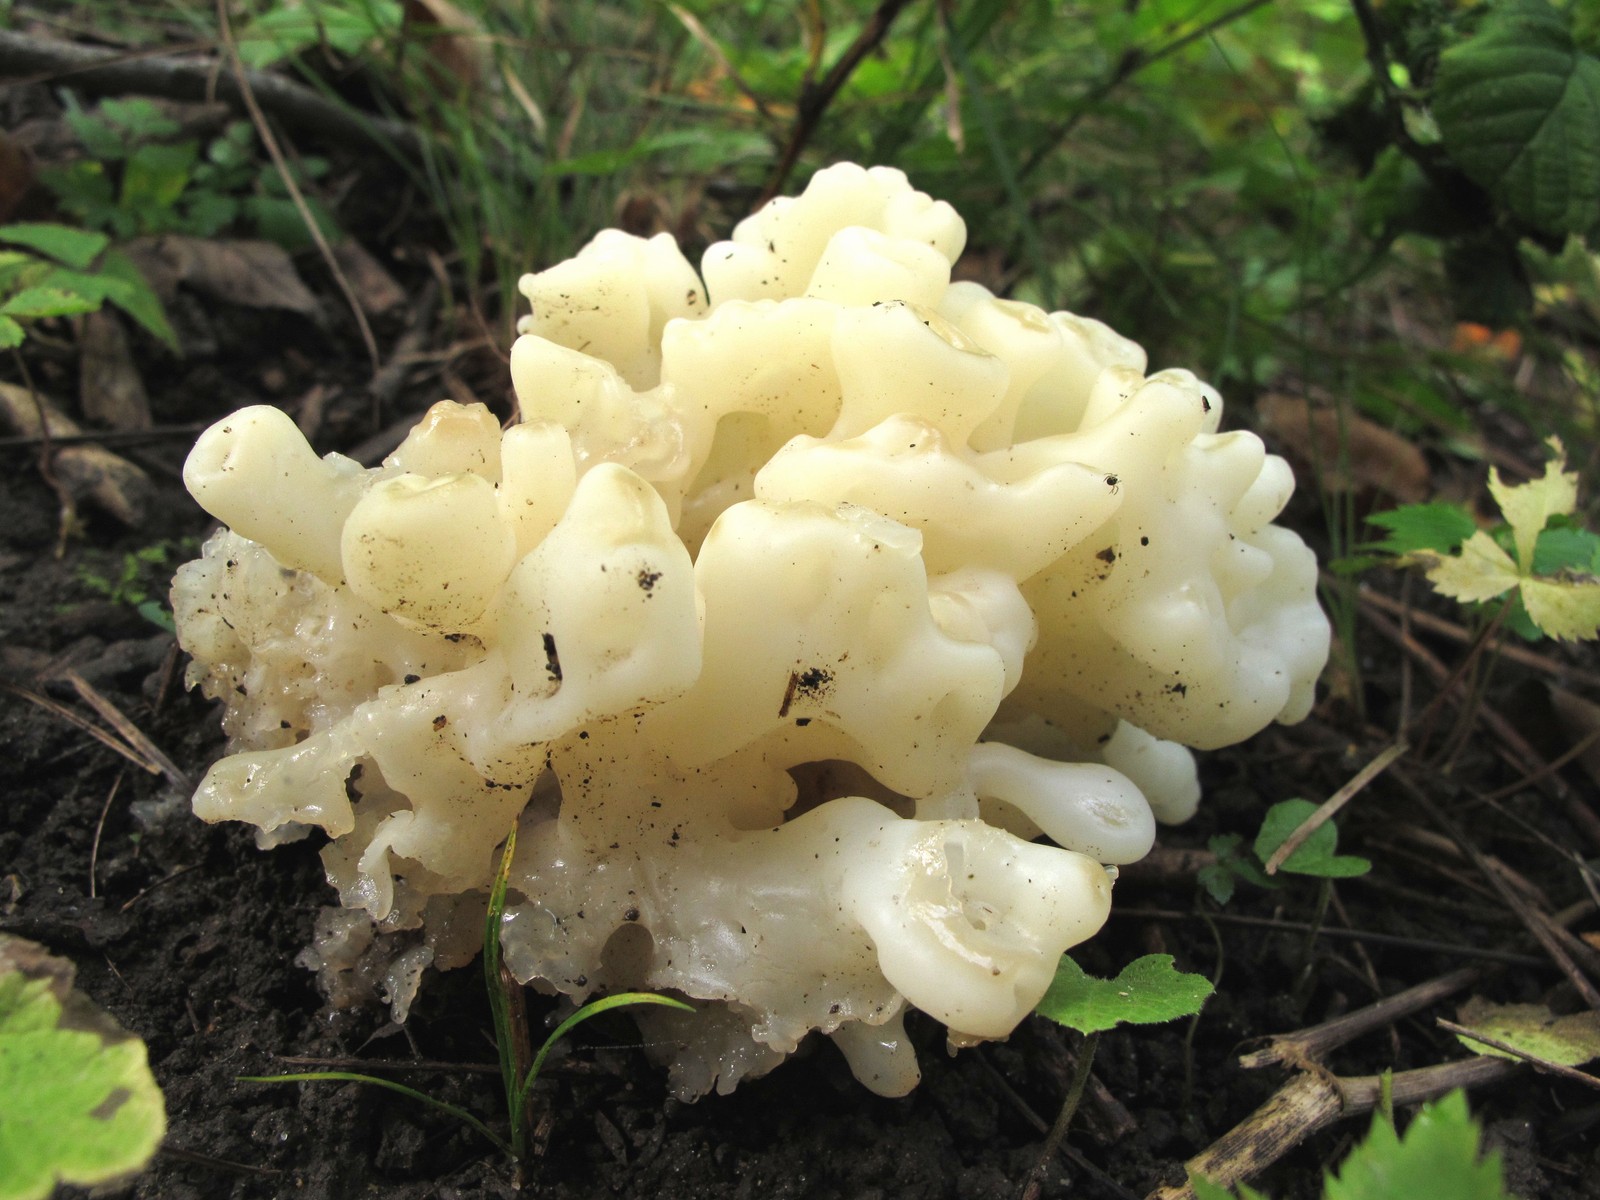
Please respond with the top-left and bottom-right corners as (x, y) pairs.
(402, 0), (490, 92)
(0, 382), (152, 525)
(78, 309), (151, 431)
(1455, 997), (1600, 1067)
(0, 129), (36, 224)
(331, 240), (406, 318)
(122, 236), (321, 317)
(1257, 393), (1431, 503)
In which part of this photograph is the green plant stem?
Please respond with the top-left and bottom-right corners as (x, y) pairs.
(241, 1071), (511, 1156)
(1019, 1030), (1099, 1200)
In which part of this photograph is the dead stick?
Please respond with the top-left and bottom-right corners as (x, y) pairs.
(1239, 965), (1485, 1070)
(1145, 1057), (1515, 1200)
(1436, 1020), (1600, 1091)
(0, 29), (421, 158)
(1361, 602), (1600, 851)
(1396, 772), (1600, 1011)
(1263, 739), (1408, 875)
(759, 0), (918, 205)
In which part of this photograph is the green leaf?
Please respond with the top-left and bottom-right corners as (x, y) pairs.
(1366, 503), (1478, 556)
(1324, 1091), (1511, 1200)
(121, 143), (199, 231)
(93, 252), (178, 350)
(0, 935), (166, 1200)
(0, 224), (109, 269)
(1253, 799), (1372, 879)
(0, 286), (101, 319)
(1190, 1176), (1270, 1200)
(1534, 524), (1600, 575)
(97, 98), (180, 141)
(0, 316), (24, 349)
(1433, 0), (1600, 238)
(1453, 997), (1600, 1066)
(1035, 954), (1213, 1035)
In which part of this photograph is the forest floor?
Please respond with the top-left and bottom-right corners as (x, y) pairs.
(4, 59), (1600, 1200)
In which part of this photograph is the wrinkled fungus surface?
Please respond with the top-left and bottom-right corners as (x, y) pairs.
(173, 164), (1329, 1097)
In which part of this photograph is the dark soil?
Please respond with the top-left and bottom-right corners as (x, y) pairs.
(4, 113), (1600, 1200)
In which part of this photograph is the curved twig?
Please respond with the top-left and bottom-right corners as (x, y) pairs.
(0, 29), (422, 160)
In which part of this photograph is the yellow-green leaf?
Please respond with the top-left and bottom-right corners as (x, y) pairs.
(1520, 577), (1600, 642)
(1454, 997), (1600, 1067)
(1488, 438), (1578, 571)
(1425, 532), (1520, 604)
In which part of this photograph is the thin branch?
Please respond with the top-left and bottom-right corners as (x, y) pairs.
(215, 0), (380, 377)
(1437, 1019), (1600, 1092)
(759, 0), (919, 205)
(0, 29), (421, 159)
(1147, 1057), (1516, 1200)
(1263, 739), (1409, 875)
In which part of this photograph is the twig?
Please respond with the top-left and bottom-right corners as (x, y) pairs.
(1357, 586), (1600, 691)
(1395, 771), (1600, 1012)
(88, 770), (124, 901)
(1, 680), (162, 776)
(1436, 1019), (1600, 1092)
(667, 4), (776, 125)
(758, 0), (918, 205)
(1020, 1031), (1100, 1200)
(275, 1054), (501, 1075)
(0, 422), (208, 450)
(62, 670), (190, 791)
(1145, 1057), (1516, 1200)
(214, 0), (380, 377)
(119, 863), (200, 912)
(1019, 0), (1274, 181)
(1111, 908), (1547, 969)
(1361, 601), (1600, 851)
(1239, 965), (1485, 1070)
(1263, 739), (1408, 875)
(0, 29), (421, 159)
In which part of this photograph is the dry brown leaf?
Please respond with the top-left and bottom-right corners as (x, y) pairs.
(0, 382), (153, 525)
(122, 236), (321, 317)
(1549, 685), (1600, 791)
(330, 241), (406, 318)
(78, 309), (151, 431)
(0, 128), (35, 224)
(1257, 393), (1431, 503)
(402, 0), (490, 93)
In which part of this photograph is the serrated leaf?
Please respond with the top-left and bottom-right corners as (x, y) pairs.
(1433, 0), (1600, 238)
(1035, 954), (1212, 1035)
(0, 935), (166, 1200)
(1454, 998), (1600, 1066)
(1489, 438), (1578, 571)
(1190, 1176), (1270, 1200)
(1534, 525), (1600, 575)
(1426, 531), (1521, 604)
(0, 224), (109, 270)
(1197, 862), (1236, 905)
(1366, 503), (1478, 556)
(1324, 1091), (1511, 1200)
(92, 252), (178, 350)
(1253, 799), (1371, 878)
(0, 286), (101, 319)
(1519, 577), (1600, 640)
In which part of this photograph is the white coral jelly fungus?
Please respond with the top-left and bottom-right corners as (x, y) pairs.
(174, 164), (1329, 1098)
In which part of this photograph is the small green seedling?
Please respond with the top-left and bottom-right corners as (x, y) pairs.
(0, 222), (173, 350)
(43, 98), (338, 251)
(1022, 955), (1213, 1195)
(1199, 799), (1370, 906)
(0, 935), (166, 1200)
(1193, 1089), (1512, 1200)
(76, 540), (195, 633)
(1363, 439), (1600, 643)
(245, 824), (689, 1176)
